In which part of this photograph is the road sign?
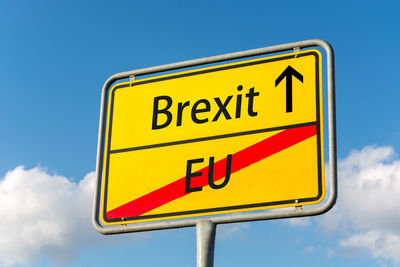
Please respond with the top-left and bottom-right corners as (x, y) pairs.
(97, 48), (325, 226)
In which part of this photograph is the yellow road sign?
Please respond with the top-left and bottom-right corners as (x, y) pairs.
(99, 49), (324, 225)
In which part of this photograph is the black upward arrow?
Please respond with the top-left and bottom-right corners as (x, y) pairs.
(275, 65), (303, 113)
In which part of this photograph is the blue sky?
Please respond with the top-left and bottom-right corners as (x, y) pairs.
(1, 1), (400, 266)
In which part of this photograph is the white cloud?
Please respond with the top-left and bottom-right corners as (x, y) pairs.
(287, 217), (310, 227)
(302, 246), (315, 254)
(318, 145), (400, 264)
(326, 247), (335, 258)
(340, 231), (400, 262)
(0, 166), (147, 266)
(217, 223), (249, 239)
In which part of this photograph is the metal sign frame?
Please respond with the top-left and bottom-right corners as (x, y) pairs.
(92, 39), (336, 235)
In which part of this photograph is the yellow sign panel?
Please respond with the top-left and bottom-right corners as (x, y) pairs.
(100, 49), (324, 225)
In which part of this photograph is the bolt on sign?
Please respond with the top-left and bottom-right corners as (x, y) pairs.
(93, 40), (337, 232)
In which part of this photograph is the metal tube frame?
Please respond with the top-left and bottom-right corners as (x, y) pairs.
(196, 220), (216, 267)
(92, 39), (337, 235)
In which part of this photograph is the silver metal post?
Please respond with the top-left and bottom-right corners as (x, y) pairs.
(196, 220), (216, 267)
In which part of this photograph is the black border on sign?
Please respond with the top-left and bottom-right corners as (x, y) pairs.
(102, 51), (322, 224)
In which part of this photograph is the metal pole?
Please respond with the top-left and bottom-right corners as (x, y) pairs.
(196, 220), (216, 267)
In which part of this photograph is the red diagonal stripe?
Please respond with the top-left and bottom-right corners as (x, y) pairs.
(106, 125), (317, 219)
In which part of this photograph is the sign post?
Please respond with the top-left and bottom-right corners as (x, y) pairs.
(197, 220), (216, 267)
(93, 39), (336, 266)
